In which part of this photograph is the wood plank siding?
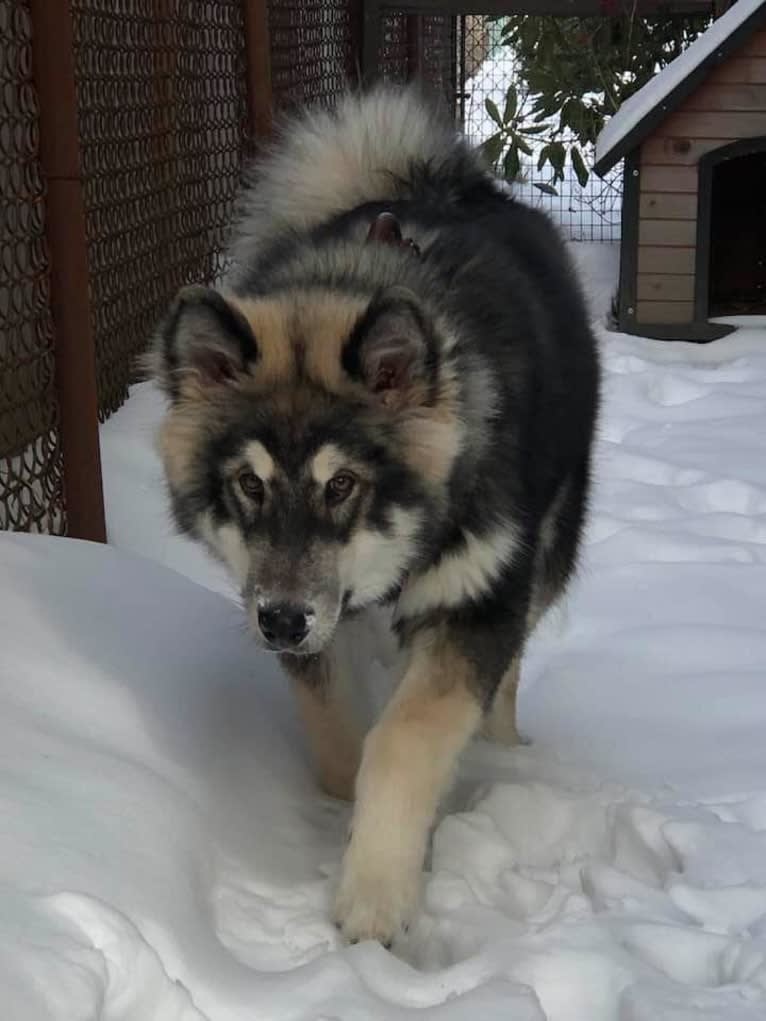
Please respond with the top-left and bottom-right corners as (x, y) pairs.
(635, 301), (695, 323)
(657, 111), (766, 138)
(634, 25), (766, 330)
(638, 219), (697, 246)
(637, 274), (695, 302)
(739, 29), (766, 57)
(638, 165), (698, 192)
(637, 246), (696, 275)
(641, 137), (732, 165)
(639, 192), (698, 219)
(684, 82), (766, 110)
(714, 58), (766, 84)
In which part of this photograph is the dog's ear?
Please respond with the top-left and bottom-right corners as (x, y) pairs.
(344, 288), (435, 408)
(154, 285), (257, 398)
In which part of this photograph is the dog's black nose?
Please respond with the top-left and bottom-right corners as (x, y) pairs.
(258, 604), (311, 648)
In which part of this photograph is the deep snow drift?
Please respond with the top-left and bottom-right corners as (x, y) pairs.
(3, 245), (766, 1018)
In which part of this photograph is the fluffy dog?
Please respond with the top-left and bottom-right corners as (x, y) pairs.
(150, 85), (599, 946)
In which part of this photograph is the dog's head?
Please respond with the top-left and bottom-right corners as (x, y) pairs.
(151, 278), (464, 654)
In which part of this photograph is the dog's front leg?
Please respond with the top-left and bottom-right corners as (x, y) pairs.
(334, 627), (483, 945)
(281, 651), (362, 802)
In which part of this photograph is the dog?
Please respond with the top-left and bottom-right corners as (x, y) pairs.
(149, 84), (600, 947)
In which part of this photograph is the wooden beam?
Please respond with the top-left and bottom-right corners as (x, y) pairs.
(636, 299), (695, 321)
(657, 110), (766, 138)
(637, 274), (696, 302)
(362, 0), (383, 81)
(407, 14), (424, 79)
(639, 165), (699, 192)
(637, 246), (697, 274)
(243, 0), (273, 140)
(639, 191), (698, 219)
(639, 219), (697, 245)
(28, 0), (106, 542)
(625, 320), (734, 341)
(375, 0), (711, 15)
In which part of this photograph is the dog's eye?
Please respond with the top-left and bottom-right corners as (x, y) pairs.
(325, 471), (356, 506)
(237, 469), (264, 502)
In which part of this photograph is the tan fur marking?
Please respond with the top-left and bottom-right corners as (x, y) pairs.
(226, 296), (295, 386)
(158, 399), (214, 490)
(399, 412), (462, 484)
(291, 677), (362, 801)
(301, 293), (367, 392)
(283, 647), (363, 801)
(397, 364), (463, 484)
(335, 628), (482, 943)
(310, 444), (346, 486)
(230, 291), (367, 395)
(244, 439), (275, 481)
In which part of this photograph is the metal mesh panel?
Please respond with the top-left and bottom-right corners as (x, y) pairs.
(461, 16), (622, 242)
(0, 0), (66, 533)
(421, 16), (457, 101)
(377, 12), (456, 105)
(71, 0), (250, 419)
(378, 12), (409, 83)
(269, 0), (356, 110)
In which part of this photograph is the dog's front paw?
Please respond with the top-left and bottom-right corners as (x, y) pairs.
(334, 864), (417, 947)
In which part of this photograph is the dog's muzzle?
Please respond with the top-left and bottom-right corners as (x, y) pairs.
(257, 602), (315, 651)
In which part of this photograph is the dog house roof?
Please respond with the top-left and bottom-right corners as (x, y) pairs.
(594, 0), (766, 176)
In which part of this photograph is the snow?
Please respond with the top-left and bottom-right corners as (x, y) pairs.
(595, 0), (765, 171)
(4, 243), (766, 1017)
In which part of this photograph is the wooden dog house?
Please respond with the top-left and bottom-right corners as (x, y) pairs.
(595, 0), (766, 341)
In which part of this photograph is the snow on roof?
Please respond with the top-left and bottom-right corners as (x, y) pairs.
(595, 0), (766, 174)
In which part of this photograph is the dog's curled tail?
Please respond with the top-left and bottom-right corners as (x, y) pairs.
(230, 85), (489, 255)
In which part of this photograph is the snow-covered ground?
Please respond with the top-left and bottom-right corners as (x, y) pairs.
(3, 245), (766, 1019)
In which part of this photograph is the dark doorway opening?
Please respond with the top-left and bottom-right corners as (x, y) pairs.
(708, 149), (766, 318)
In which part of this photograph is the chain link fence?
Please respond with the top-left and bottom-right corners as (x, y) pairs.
(268, 0), (357, 110)
(0, 0), (66, 533)
(71, 0), (251, 419)
(377, 13), (457, 103)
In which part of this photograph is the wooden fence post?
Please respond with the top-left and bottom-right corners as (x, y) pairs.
(28, 0), (106, 542)
(362, 0), (382, 81)
(406, 15), (424, 79)
(243, 0), (274, 140)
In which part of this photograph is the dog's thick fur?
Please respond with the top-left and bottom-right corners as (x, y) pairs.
(150, 85), (599, 946)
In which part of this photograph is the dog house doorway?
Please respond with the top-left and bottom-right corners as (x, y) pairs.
(698, 138), (766, 322)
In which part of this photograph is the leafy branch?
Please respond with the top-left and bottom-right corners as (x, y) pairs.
(480, 11), (710, 193)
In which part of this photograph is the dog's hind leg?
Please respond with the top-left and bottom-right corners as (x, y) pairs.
(482, 657), (522, 745)
(282, 651), (362, 802)
(482, 566), (559, 746)
(482, 469), (591, 748)
(334, 627), (483, 945)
